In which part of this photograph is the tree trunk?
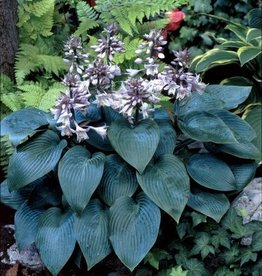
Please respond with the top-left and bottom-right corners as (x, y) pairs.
(0, 0), (19, 80)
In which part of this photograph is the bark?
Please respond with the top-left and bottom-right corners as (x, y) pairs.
(0, 0), (19, 80)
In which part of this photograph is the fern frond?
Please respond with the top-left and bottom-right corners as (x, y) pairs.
(26, 0), (55, 18)
(74, 2), (100, 37)
(137, 18), (169, 34)
(0, 135), (14, 175)
(15, 44), (66, 84)
(114, 36), (143, 63)
(1, 94), (23, 112)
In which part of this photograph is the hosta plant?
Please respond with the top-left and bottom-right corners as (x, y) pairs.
(0, 24), (260, 275)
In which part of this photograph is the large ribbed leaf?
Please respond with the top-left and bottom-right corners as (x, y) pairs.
(75, 199), (111, 269)
(229, 162), (257, 191)
(15, 201), (44, 251)
(58, 146), (105, 214)
(108, 119), (160, 173)
(97, 154), (138, 206)
(86, 127), (113, 151)
(154, 122), (176, 157)
(35, 208), (76, 276)
(0, 179), (34, 209)
(7, 130), (67, 191)
(187, 190), (230, 222)
(1, 107), (52, 146)
(244, 105), (262, 162)
(176, 85), (252, 116)
(211, 142), (260, 160)
(178, 111), (238, 144)
(110, 193), (160, 271)
(209, 109), (256, 143)
(187, 154), (237, 191)
(136, 154), (190, 222)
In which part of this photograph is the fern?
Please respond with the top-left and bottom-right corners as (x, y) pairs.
(95, 0), (187, 36)
(18, 0), (56, 41)
(15, 43), (66, 85)
(75, 2), (100, 36)
(0, 135), (14, 175)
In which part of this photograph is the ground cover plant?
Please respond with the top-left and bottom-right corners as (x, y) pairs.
(1, 20), (260, 275)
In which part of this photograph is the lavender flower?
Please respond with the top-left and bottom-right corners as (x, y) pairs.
(64, 36), (89, 75)
(90, 24), (124, 61)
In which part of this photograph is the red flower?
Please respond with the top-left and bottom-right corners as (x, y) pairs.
(162, 9), (185, 39)
(86, 0), (96, 7)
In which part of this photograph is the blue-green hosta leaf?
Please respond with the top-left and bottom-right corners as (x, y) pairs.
(252, 231), (262, 252)
(97, 154), (138, 206)
(187, 190), (230, 222)
(136, 154), (190, 222)
(1, 107), (52, 146)
(110, 193), (160, 271)
(7, 130), (67, 191)
(237, 46), (261, 66)
(86, 127), (113, 151)
(58, 146), (105, 214)
(246, 28), (261, 44)
(35, 208), (76, 276)
(75, 199), (111, 269)
(178, 111), (238, 144)
(209, 109), (256, 143)
(229, 162), (257, 190)
(176, 85), (252, 116)
(108, 119), (160, 174)
(244, 105), (262, 162)
(0, 179), (34, 209)
(15, 201), (44, 251)
(187, 154), (237, 191)
(210, 142), (260, 160)
(248, 8), (262, 28)
(154, 122), (176, 157)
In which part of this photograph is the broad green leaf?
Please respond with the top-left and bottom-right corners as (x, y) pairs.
(15, 201), (44, 251)
(7, 130), (67, 191)
(58, 146), (105, 214)
(246, 28), (261, 43)
(252, 231), (262, 252)
(187, 154), (237, 191)
(244, 105), (262, 162)
(74, 199), (111, 269)
(248, 8), (262, 28)
(110, 193), (161, 271)
(229, 162), (257, 190)
(97, 154), (138, 206)
(225, 24), (248, 42)
(1, 107), (51, 146)
(220, 41), (246, 48)
(108, 119), (160, 173)
(210, 142), (260, 160)
(137, 154), (190, 222)
(178, 111), (238, 144)
(176, 85), (252, 116)
(0, 179), (34, 209)
(187, 190), (230, 222)
(209, 109), (256, 143)
(205, 85), (252, 110)
(86, 127), (113, 151)
(220, 244), (240, 265)
(237, 46), (261, 66)
(184, 258), (208, 276)
(154, 121), (177, 157)
(239, 248), (257, 266)
(193, 49), (238, 72)
(35, 208), (76, 276)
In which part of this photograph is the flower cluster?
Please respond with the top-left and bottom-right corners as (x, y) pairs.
(52, 25), (206, 139)
(159, 49), (206, 100)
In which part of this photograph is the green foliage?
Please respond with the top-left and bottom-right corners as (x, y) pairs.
(169, 0), (258, 56)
